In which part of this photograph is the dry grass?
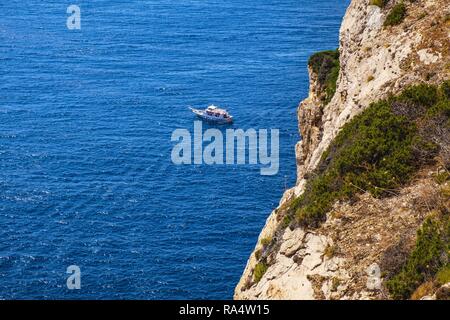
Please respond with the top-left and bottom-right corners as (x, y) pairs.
(324, 244), (338, 259)
(411, 281), (435, 300)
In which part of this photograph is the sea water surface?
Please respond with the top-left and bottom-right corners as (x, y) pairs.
(0, 0), (349, 299)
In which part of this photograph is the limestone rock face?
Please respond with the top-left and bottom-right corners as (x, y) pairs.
(235, 174), (442, 300)
(235, 0), (449, 300)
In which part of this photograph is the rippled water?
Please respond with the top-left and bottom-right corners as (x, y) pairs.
(0, 0), (349, 299)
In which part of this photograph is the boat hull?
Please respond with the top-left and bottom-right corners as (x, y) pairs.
(190, 108), (233, 124)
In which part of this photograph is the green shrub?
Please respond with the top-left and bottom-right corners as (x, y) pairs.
(254, 262), (268, 283)
(398, 83), (438, 107)
(441, 80), (450, 99)
(384, 2), (407, 26)
(418, 12), (427, 20)
(308, 49), (340, 105)
(386, 214), (449, 299)
(331, 277), (341, 291)
(288, 82), (448, 228)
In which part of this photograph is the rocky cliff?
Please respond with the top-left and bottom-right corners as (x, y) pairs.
(235, 0), (450, 300)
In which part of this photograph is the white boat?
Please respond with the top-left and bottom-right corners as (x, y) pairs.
(189, 105), (233, 124)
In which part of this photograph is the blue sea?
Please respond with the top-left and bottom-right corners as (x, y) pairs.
(0, 0), (349, 299)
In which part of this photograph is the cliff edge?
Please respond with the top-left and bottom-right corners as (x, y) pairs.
(235, 0), (450, 300)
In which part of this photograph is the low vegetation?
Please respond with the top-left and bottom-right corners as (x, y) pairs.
(251, 82), (449, 287)
(287, 81), (449, 228)
(324, 244), (338, 259)
(370, 0), (389, 8)
(260, 236), (272, 247)
(436, 264), (450, 285)
(308, 49), (340, 105)
(410, 281), (435, 300)
(384, 2), (407, 26)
